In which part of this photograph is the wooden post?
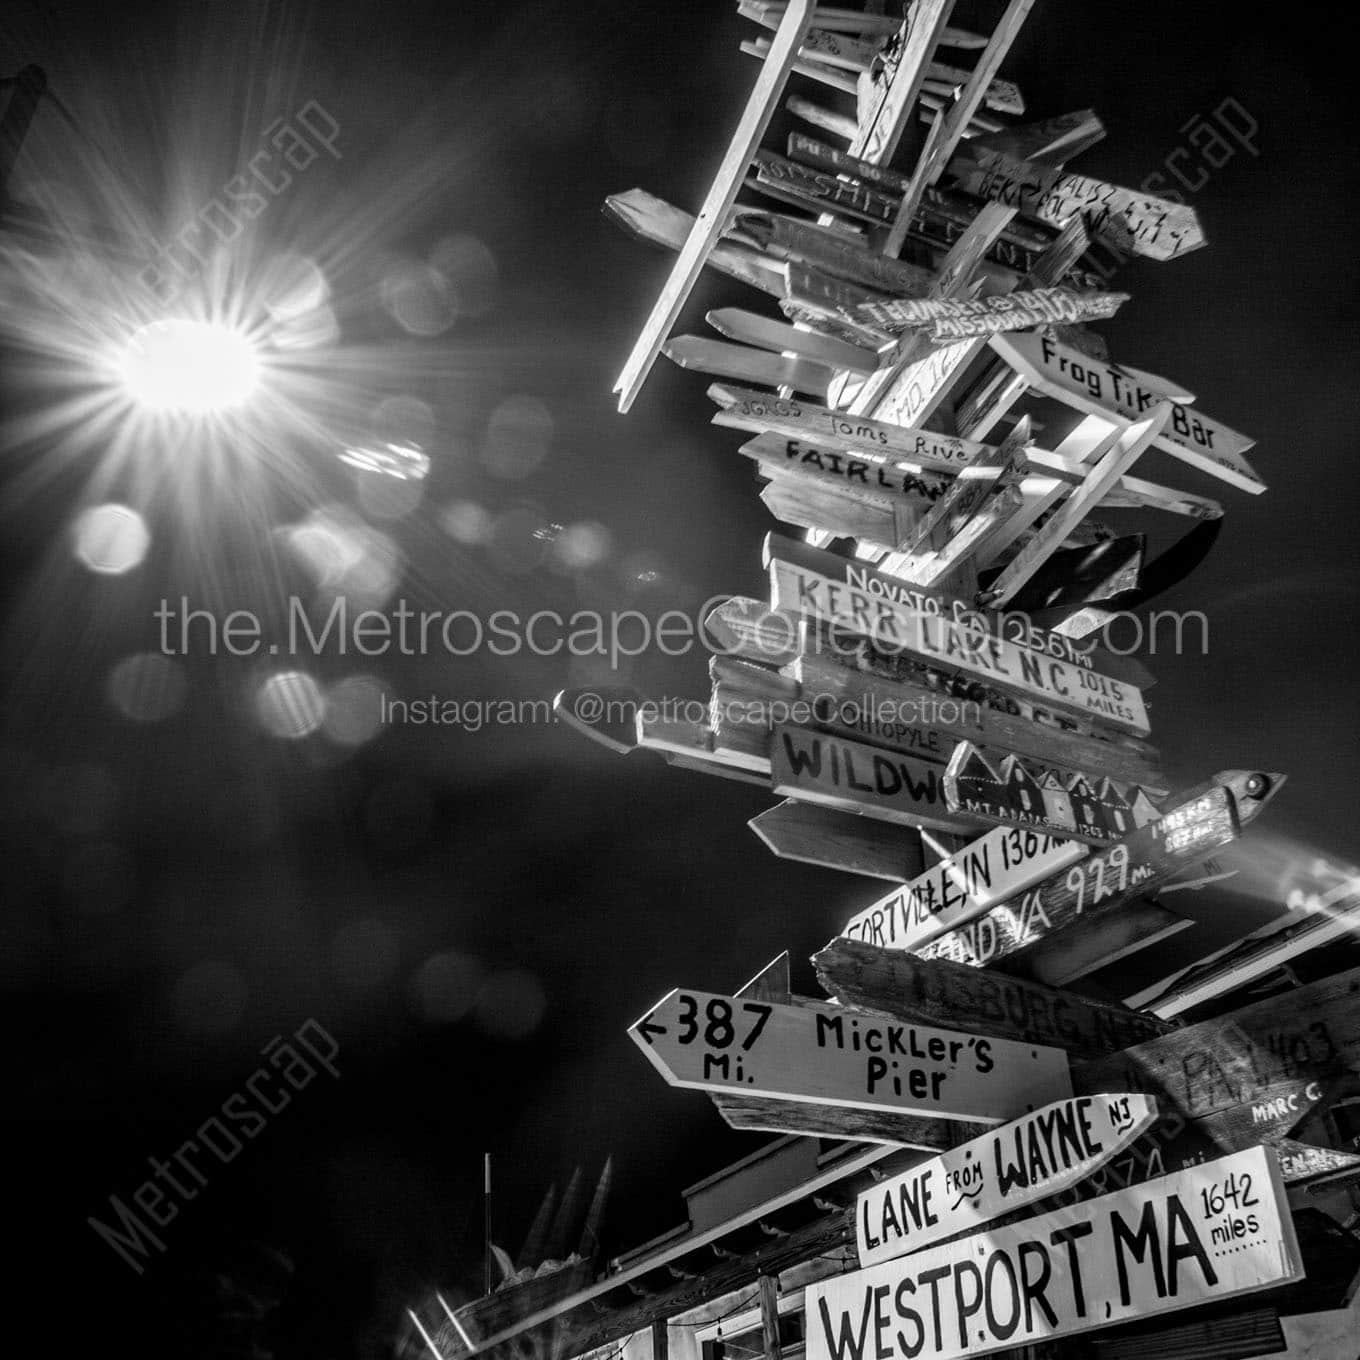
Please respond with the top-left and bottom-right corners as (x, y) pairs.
(612, 0), (814, 411)
(651, 1319), (668, 1360)
(757, 1275), (781, 1360)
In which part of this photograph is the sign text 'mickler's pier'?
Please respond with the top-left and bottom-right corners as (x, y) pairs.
(629, 989), (1071, 1124)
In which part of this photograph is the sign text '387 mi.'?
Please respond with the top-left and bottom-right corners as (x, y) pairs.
(807, 1147), (1301, 1360)
(629, 989), (1071, 1124)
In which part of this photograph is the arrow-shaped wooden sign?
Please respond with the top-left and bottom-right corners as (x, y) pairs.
(604, 188), (787, 299)
(710, 382), (994, 476)
(749, 800), (926, 882)
(949, 145), (1207, 261)
(771, 724), (978, 833)
(790, 649), (1164, 791)
(663, 335), (836, 397)
(916, 771), (1285, 981)
(629, 987), (1072, 1123)
(943, 741), (1165, 846)
(765, 536), (1153, 735)
(807, 1148), (1301, 1360)
(990, 332), (1264, 494)
(737, 431), (947, 514)
(612, 0), (814, 411)
(856, 286), (1129, 339)
(840, 826), (1087, 953)
(813, 940), (1175, 1062)
(856, 1093), (1159, 1266)
(707, 307), (880, 373)
(729, 208), (934, 297)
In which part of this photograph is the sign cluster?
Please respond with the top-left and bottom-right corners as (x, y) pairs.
(552, 2), (1360, 1355)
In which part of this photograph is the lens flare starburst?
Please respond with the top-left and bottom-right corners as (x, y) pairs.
(112, 318), (262, 415)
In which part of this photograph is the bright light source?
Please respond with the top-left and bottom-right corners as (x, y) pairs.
(115, 319), (261, 414)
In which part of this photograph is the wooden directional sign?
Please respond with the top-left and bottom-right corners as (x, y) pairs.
(729, 209), (934, 297)
(751, 149), (901, 225)
(856, 1094), (1159, 1266)
(813, 940), (1175, 1063)
(738, 433), (949, 511)
(629, 988), (1071, 1123)
(944, 743), (1163, 846)
(663, 335), (835, 396)
(990, 333), (1264, 494)
(1127, 884), (1360, 1018)
(858, 288), (1128, 340)
(765, 536), (1153, 735)
(916, 772), (1285, 979)
(1074, 965), (1360, 1123)
(749, 800), (926, 882)
(950, 146), (1207, 261)
(771, 725), (978, 834)
(860, 215), (1091, 432)
(806, 1148), (1302, 1360)
(612, 0), (813, 410)
(925, 61), (1024, 116)
(792, 650), (1166, 791)
(710, 383), (992, 477)
(840, 827), (1086, 953)
(604, 188), (787, 299)
(966, 108), (1106, 164)
(707, 308), (879, 373)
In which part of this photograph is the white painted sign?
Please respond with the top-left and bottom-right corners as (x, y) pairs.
(808, 1146), (1302, 1360)
(990, 332), (1264, 494)
(841, 827), (1086, 952)
(630, 990), (1071, 1124)
(857, 1094), (1160, 1265)
(767, 556), (1152, 734)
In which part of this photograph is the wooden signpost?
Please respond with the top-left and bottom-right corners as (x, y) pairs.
(856, 1094), (1159, 1265)
(629, 987), (1072, 1123)
(805, 1148), (1302, 1360)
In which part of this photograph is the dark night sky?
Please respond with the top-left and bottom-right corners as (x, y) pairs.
(2, 2), (1358, 1357)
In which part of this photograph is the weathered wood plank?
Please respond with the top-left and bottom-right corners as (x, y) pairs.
(812, 938), (1174, 1060)
(1073, 966), (1360, 1121)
